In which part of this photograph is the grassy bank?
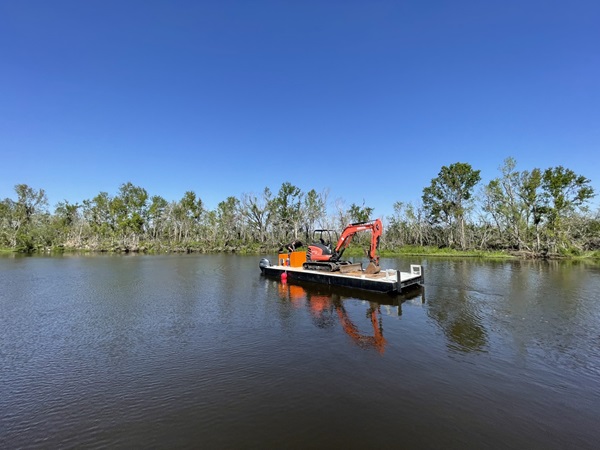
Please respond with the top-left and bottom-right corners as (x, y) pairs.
(3, 244), (599, 260)
(380, 246), (600, 260)
(380, 246), (514, 259)
(338, 245), (514, 259)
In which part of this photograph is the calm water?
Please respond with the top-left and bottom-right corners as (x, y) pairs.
(1, 254), (599, 449)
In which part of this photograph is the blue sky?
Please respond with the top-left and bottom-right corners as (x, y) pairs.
(1, 0), (599, 218)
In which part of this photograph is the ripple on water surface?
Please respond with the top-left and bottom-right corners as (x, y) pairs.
(1, 255), (599, 449)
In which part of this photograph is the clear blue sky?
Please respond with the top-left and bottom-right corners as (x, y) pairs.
(1, 0), (599, 218)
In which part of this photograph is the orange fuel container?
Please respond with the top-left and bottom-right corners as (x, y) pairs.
(278, 250), (306, 267)
(289, 250), (306, 267)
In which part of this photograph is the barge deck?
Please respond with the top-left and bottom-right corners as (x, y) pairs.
(260, 260), (424, 295)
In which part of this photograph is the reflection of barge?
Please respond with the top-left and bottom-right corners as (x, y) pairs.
(259, 251), (424, 295)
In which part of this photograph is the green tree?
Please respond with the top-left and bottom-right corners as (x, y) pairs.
(0, 199), (11, 247)
(5, 184), (49, 250)
(541, 166), (595, 252)
(216, 196), (241, 247)
(147, 195), (168, 241)
(180, 191), (204, 242)
(303, 189), (327, 237)
(82, 192), (115, 246)
(348, 201), (374, 223)
(422, 162), (481, 249)
(517, 168), (544, 251)
(54, 200), (82, 247)
(271, 182), (303, 242)
(114, 182), (149, 246)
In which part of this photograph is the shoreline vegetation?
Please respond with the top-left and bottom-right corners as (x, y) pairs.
(2, 245), (599, 260)
(2, 159), (598, 260)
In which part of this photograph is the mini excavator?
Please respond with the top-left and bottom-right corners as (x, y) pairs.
(302, 219), (382, 274)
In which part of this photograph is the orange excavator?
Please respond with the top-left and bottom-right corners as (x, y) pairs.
(302, 218), (383, 274)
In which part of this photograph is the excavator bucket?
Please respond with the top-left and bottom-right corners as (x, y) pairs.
(365, 262), (380, 275)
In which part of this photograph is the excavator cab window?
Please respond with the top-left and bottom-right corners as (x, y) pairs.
(313, 229), (336, 249)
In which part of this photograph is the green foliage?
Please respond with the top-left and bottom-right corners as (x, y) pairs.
(382, 245), (513, 259)
(0, 184), (49, 251)
(423, 162), (481, 223)
(304, 189), (326, 231)
(348, 201), (374, 223)
(0, 162), (597, 259)
(558, 246), (583, 257)
(422, 162), (481, 249)
(271, 182), (303, 241)
(540, 166), (595, 252)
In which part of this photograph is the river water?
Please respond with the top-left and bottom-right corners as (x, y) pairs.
(1, 254), (599, 449)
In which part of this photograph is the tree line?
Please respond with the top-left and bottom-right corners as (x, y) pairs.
(1, 158), (598, 257)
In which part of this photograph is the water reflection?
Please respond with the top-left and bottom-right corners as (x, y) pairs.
(420, 257), (600, 360)
(2, 255), (600, 449)
(423, 260), (491, 354)
(427, 291), (489, 354)
(273, 280), (424, 354)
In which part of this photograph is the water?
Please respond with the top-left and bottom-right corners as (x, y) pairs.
(1, 254), (599, 449)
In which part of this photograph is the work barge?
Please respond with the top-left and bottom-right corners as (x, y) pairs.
(259, 251), (424, 295)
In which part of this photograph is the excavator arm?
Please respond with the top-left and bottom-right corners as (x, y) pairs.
(333, 219), (382, 274)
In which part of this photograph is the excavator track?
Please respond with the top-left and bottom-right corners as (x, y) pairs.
(302, 261), (365, 273)
(302, 261), (339, 272)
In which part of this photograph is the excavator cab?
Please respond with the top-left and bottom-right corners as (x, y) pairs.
(307, 229), (338, 260)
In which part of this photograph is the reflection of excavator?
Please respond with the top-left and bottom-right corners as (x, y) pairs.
(307, 294), (386, 354)
(334, 300), (386, 354)
(277, 282), (387, 354)
(303, 219), (383, 274)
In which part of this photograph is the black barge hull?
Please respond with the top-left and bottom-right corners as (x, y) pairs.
(260, 261), (423, 295)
